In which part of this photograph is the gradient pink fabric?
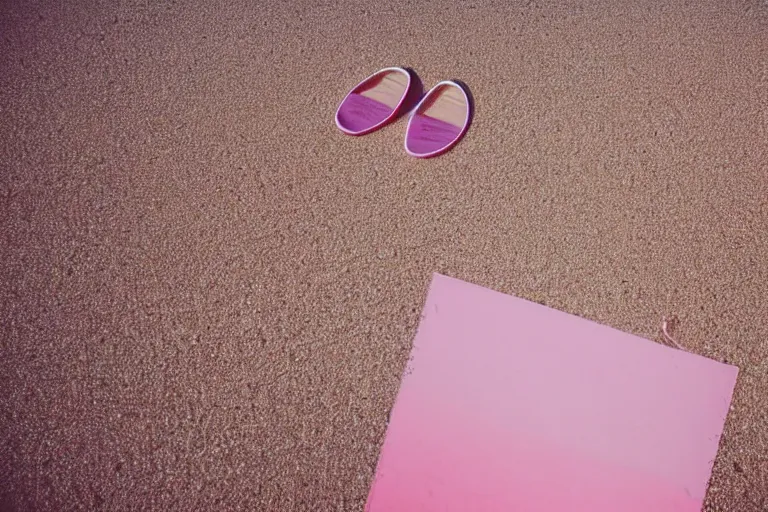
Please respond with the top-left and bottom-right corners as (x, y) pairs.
(405, 114), (463, 155)
(367, 274), (738, 512)
(336, 93), (394, 133)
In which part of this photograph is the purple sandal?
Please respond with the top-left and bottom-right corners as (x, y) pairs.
(335, 67), (414, 136)
(404, 80), (471, 158)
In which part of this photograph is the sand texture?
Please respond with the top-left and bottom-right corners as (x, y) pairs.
(1, 0), (767, 510)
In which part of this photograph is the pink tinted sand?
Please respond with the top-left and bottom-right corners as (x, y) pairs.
(3, 1), (767, 510)
(367, 274), (738, 512)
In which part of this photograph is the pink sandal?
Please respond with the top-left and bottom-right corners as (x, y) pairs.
(404, 80), (471, 158)
(335, 67), (414, 136)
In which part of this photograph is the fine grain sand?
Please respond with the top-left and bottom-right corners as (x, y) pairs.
(1, 0), (767, 510)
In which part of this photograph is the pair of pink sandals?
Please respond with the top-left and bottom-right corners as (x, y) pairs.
(335, 67), (472, 158)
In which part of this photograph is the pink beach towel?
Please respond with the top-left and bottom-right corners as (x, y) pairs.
(366, 273), (738, 512)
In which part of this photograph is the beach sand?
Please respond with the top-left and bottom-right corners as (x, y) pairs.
(1, 0), (767, 510)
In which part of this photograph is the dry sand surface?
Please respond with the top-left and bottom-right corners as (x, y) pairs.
(1, 0), (767, 510)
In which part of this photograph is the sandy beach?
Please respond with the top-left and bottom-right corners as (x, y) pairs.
(1, 0), (767, 510)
